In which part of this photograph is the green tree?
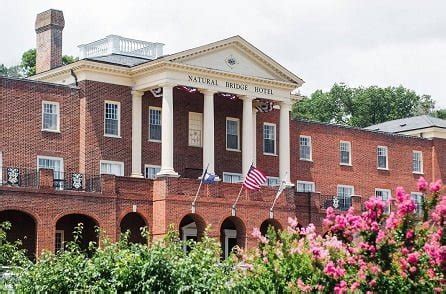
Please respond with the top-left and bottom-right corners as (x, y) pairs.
(20, 49), (78, 77)
(432, 108), (446, 120)
(293, 83), (436, 128)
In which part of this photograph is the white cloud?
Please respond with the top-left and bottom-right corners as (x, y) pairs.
(1, 0), (445, 106)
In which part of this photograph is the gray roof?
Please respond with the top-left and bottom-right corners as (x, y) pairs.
(365, 115), (446, 133)
(85, 54), (154, 67)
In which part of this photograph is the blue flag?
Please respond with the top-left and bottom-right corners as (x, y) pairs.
(202, 170), (217, 184)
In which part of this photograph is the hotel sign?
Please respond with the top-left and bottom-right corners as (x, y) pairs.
(187, 75), (274, 95)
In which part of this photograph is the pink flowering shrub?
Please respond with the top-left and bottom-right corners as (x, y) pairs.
(233, 178), (445, 293)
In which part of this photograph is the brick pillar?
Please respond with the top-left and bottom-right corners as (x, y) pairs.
(35, 9), (65, 74)
(152, 179), (168, 240)
(101, 174), (116, 195)
(39, 168), (54, 190)
(351, 195), (363, 212)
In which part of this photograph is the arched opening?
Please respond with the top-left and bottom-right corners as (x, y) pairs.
(220, 216), (246, 259)
(260, 218), (282, 236)
(120, 212), (147, 244)
(0, 210), (37, 260)
(179, 214), (206, 252)
(55, 214), (98, 252)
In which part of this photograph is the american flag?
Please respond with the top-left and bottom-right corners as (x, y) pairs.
(243, 165), (267, 190)
(255, 101), (274, 113)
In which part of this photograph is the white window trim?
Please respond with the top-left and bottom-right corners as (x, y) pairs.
(340, 141), (352, 166)
(224, 229), (237, 258)
(377, 146), (389, 170)
(188, 112), (203, 147)
(37, 155), (64, 173)
(148, 106), (162, 143)
(226, 117), (241, 152)
(299, 135), (312, 161)
(375, 188), (392, 214)
(104, 100), (121, 138)
(222, 172), (243, 183)
(263, 122), (277, 156)
(100, 160), (124, 176)
(337, 184), (355, 195)
(296, 180), (316, 192)
(410, 192), (424, 216)
(265, 176), (280, 187)
(144, 164), (161, 179)
(41, 101), (60, 133)
(412, 150), (424, 174)
(55, 229), (65, 252)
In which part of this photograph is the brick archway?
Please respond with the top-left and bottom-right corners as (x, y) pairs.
(120, 212), (148, 244)
(55, 213), (99, 252)
(260, 218), (282, 236)
(220, 216), (246, 258)
(179, 213), (206, 243)
(0, 209), (37, 260)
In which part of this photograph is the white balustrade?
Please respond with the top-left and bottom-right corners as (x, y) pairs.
(78, 35), (164, 59)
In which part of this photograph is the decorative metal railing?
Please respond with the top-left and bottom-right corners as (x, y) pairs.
(320, 195), (352, 211)
(52, 171), (101, 192)
(0, 167), (39, 188)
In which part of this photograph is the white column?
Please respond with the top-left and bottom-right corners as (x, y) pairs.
(131, 90), (144, 177)
(279, 101), (291, 184)
(157, 84), (179, 177)
(242, 96), (254, 176)
(202, 90), (218, 177)
(252, 109), (257, 166)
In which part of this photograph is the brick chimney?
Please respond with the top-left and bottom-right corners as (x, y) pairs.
(35, 9), (65, 74)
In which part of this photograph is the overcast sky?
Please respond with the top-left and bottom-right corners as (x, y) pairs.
(2, 0), (446, 106)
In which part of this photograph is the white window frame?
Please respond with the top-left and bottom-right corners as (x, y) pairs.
(226, 117), (240, 152)
(55, 230), (65, 252)
(375, 188), (391, 214)
(188, 112), (203, 147)
(377, 146), (389, 170)
(299, 135), (312, 161)
(100, 160), (124, 176)
(266, 176), (280, 187)
(337, 184), (354, 210)
(104, 101), (121, 138)
(412, 150), (423, 174)
(222, 172), (243, 183)
(263, 123), (277, 155)
(296, 180), (315, 193)
(37, 155), (64, 173)
(224, 229), (237, 258)
(149, 106), (162, 143)
(340, 141), (352, 166)
(410, 192), (424, 216)
(41, 101), (60, 132)
(144, 164), (161, 179)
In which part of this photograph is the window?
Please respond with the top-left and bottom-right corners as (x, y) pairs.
(412, 151), (423, 174)
(263, 123), (276, 155)
(375, 189), (391, 214)
(299, 136), (312, 161)
(377, 146), (388, 170)
(42, 101), (60, 132)
(149, 107), (162, 142)
(222, 172), (242, 183)
(297, 181), (315, 193)
(55, 230), (65, 252)
(104, 101), (120, 137)
(266, 176), (280, 187)
(37, 156), (64, 189)
(100, 160), (124, 176)
(411, 192), (424, 216)
(340, 141), (351, 165)
(188, 112), (203, 147)
(337, 185), (354, 211)
(144, 165), (161, 179)
(226, 118), (240, 151)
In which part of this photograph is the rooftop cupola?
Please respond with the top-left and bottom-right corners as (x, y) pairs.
(78, 35), (164, 60)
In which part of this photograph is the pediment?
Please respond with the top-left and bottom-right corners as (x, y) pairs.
(166, 36), (303, 85)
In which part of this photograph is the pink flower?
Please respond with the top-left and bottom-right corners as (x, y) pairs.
(429, 179), (442, 193)
(334, 281), (347, 294)
(417, 176), (428, 192)
(395, 187), (406, 202)
(251, 227), (267, 243)
(297, 278), (312, 292)
(407, 252), (420, 264)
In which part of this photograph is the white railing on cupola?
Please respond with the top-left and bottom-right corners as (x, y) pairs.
(78, 35), (164, 59)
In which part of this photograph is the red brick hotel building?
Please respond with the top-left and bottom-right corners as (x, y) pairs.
(1, 9), (445, 258)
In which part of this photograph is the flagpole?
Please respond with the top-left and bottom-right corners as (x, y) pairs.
(192, 163), (209, 213)
(270, 171), (288, 219)
(232, 185), (244, 216)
